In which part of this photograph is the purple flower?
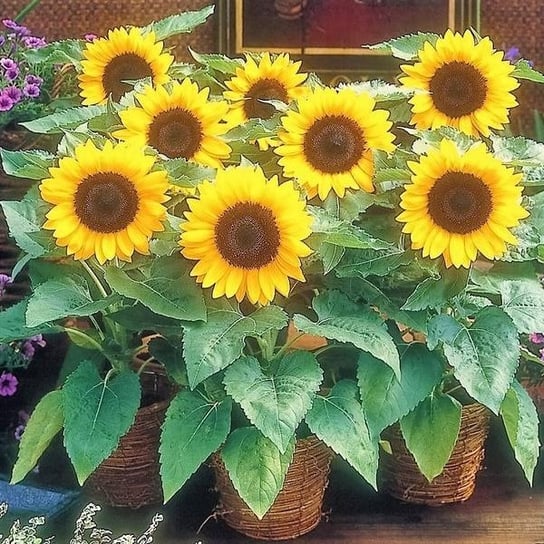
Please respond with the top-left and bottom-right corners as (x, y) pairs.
(84, 33), (98, 42)
(0, 273), (13, 296)
(5, 67), (20, 81)
(22, 83), (40, 98)
(0, 58), (17, 70)
(25, 74), (42, 86)
(1, 20), (29, 37)
(529, 332), (544, 345)
(540, 348), (544, 361)
(0, 35), (5, 47)
(14, 424), (25, 441)
(505, 47), (521, 63)
(23, 36), (46, 49)
(4, 85), (22, 104)
(0, 372), (18, 397)
(0, 92), (13, 111)
(21, 334), (46, 360)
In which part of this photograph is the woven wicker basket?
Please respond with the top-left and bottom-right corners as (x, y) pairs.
(380, 403), (490, 505)
(86, 360), (173, 508)
(212, 436), (332, 540)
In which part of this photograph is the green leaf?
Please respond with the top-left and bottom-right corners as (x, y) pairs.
(146, 4), (215, 40)
(0, 299), (59, 343)
(107, 303), (184, 336)
(400, 394), (462, 482)
(0, 148), (54, 179)
(402, 267), (469, 311)
(500, 279), (544, 334)
(335, 247), (411, 278)
(161, 158), (215, 189)
(427, 308), (519, 414)
(306, 380), (378, 488)
(512, 59), (544, 83)
(500, 381), (540, 484)
(160, 390), (231, 502)
(319, 242), (345, 275)
(189, 48), (242, 74)
(26, 274), (118, 327)
(358, 343), (444, 438)
(21, 105), (107, 134)
(63, 362), (141, 484)
(293, 291), (400, 377)
(469, 261), (537, 295)
(184, 304), (288, 388)
(104, 255), (206, 321)
(224, 352), (323, 453)
(365, 32), (440, 60)
(25, 39), (84, 65)
(490, 134), (544, 164)
(11, 391), (64, 484)
(148, 336), (187, 386)
(221, 427), (295, 519)
(1, 201), (46, 258)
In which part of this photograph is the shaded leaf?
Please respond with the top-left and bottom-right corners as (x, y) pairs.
(500, 279), (544, 334)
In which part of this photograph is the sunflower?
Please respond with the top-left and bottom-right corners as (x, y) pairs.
(223, 52), (308, 125)
(114, 80), (231, 168)
(275, 86), (395, 200)
(78, 27), (173, 105)
(40, 140), (169, 264)
(399, 30), (519, 136)
(397, 139), (529, 268)
(179, 165), (312, 305)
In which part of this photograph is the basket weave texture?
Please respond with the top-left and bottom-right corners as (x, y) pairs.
(212, 436), (332, 540)
(86, 361), (173, 508)
(380, 403), (490, 506)
(2, 0), (215, 61)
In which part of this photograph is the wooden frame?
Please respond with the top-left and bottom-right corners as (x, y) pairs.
(218, 0), (481, 83)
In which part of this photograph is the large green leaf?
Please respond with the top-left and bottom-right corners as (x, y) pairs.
(221, 427), (295, 519)
(500, 381), (540, 484)
(161, 158), (215, 189)
(224, 352), (323, 453)
(512, 59), (544, 83)
(146, 4), (215, 40)
(25, 39), (84, 65)
(148, 336), (187, 386)
(63, 362), (141, 484)
(469, 261), (537, 296)
(305, 380), (378, 488)
(0, 299), (59, 342)
(402, 267), (469, 311)
(427, 308), (519, 414)
(500, 279), (544, 334)
(399, 393), (462, 482)
(104, 255), (206, 321)
(160, 390), (231, 502)
(189, 49), (242, 74)
(0, 148), (54, 179)
(365, 32), (440, 60)
(357, 343), (444, 438)
(183, 304), (287, 388)
(21, 105), (106, 133)
(335, 247), (412, 278)
(26, 274), (118, 327)
(293, 291), (400, 377)
(107, 303), (183, 336)
(11, 391), (64, 484)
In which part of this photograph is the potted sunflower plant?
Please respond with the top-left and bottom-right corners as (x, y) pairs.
(1, 18), (409, 537)
(325, 28), (544, 505)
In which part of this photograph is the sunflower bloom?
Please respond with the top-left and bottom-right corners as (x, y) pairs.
(397, 139), (529, 268)
(223, 52), (308, 125)
(78, 27), (173, 105)
(400, 30), (519, 136)
(40, 140), (169, 264)
(180, 166), (312, 305)
(114, 80), (231, 168)
(276, 86), (395, 200)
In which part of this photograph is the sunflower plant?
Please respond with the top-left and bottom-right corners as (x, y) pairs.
(1, 19), (544, 519)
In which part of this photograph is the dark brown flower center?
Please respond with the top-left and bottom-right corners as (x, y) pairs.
(102, 53), (153, 102)
(75, 172), (139, 233)
(244, 78), (289, 120)
(303, 115), (365, 174)
(215, 202), (280, 268)
(429, 61), (487, 117)
(147, 108), (203, 159)
(427, 171), (492, 233)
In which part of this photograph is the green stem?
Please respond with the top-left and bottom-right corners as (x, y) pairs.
(81, 260), (109, 299)
(15, 0), (41, 22)
(89, 316), (106, 340)
(272, 332), (307, 360)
